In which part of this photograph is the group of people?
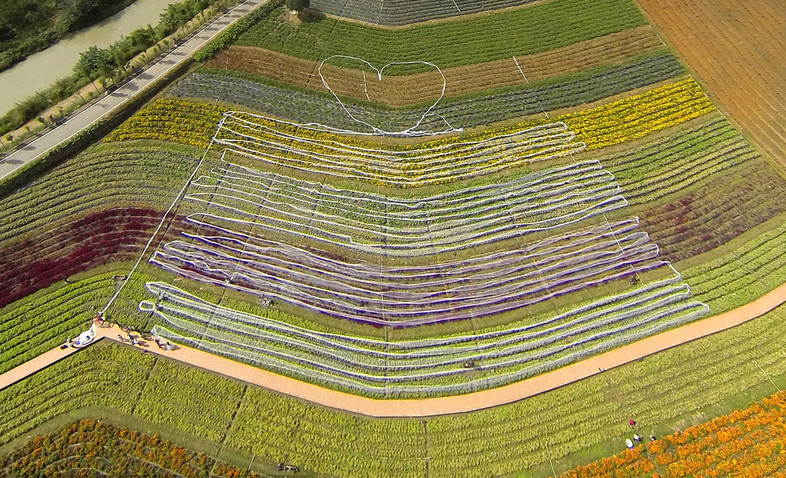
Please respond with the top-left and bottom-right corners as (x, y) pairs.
(63, 312), (177, 353)
(114, 331), (173, 351)
(103, 316), (175, 351)
(154, 338), (174, 351)
(625, 419), (656, 449)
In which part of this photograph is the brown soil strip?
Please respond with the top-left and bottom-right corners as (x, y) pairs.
(634, 0), (786, 167)
(205, 26), (663, 107)
(4, 282), (786, 416)
(514, 25), (663, 81)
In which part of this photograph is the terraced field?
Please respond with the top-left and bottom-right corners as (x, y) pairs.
(204, 26), (668, 106)
(98, 76), (732, 396)
(2, 0), (786, 476)
(0, 142), (197, 308)
(308, 0), (540, 26)
(3, 300), (786, 477)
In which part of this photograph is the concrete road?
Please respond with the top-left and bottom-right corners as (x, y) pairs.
(0, 0), (266, 181)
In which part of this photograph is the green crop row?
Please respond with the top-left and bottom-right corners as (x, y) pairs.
(235, 0), (646, 71)
(193, 0), (284, 62)
(639, 160), (786, 264)
(3, 299), (786, 477)
(600, 115), (756, 205)
(684, 215), (786, 313)
(0, 141), (196, 246)
(0, 272), (119, 374)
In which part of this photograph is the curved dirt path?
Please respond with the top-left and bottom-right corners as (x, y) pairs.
(4, 282), (786, 416)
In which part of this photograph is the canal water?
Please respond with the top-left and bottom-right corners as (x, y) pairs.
(0, 0), (180, 116)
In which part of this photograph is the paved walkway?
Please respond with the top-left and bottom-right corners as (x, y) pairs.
(3, 281), (786, 416)
(0, 0), (266, 181)
(0, 343), (81, 390)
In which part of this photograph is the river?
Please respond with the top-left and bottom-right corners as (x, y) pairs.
(0, 0), (181, 116)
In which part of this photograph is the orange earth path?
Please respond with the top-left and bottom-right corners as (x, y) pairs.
(3, 283), (786, 417)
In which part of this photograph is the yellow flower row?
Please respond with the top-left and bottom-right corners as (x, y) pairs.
(105, 99), (226, 149)
(105, 78), (715, 187)
(559, 77), (715, 150)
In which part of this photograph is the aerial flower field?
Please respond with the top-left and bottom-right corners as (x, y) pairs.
(555, 390), (786, 478)
(1, 0), (785, 476)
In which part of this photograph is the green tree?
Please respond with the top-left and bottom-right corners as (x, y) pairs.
(157, 2), (200, 36)
(285, 0), (309, 13)
(0, 24), (15, 42)
(74, 45), (115, 80)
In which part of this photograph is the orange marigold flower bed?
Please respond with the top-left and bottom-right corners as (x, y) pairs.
(555, 390), (786, 478)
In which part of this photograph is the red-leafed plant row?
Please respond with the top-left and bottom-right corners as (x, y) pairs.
(640, 165), (786, 263)
(0, 208), (182, 308)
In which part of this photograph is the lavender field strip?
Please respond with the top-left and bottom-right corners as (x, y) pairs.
(147, 215), (665, 320)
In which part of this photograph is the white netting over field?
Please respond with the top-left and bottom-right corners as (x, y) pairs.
(213, 112), (586, 186)
(142, 270), (708, 396)
(151, 217), (675, 326)
(136, 111), (708, 395)
(173, 158), (625, 256)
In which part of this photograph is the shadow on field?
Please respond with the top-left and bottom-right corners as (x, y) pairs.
(300, 9), (326, 23)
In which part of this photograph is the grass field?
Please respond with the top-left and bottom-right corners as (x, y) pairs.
(235, 0), (646, 70)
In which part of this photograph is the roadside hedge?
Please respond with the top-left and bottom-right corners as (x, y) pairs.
(194, 0), (284, 62)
